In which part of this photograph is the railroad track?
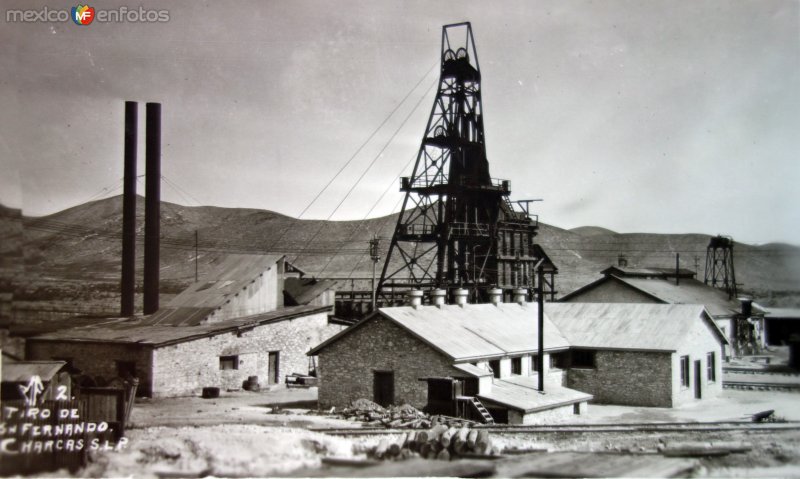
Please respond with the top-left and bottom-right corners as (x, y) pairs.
(311, 420), (800, 436)
(723, 381), (800, 392)
(724, 367), (800, 377)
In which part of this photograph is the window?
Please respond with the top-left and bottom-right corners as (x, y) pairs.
(550, 352), (569, 370)
(571, 349), (596, 369)
(219, 355), (239, 370)
(680, 355), (690, 388)
(531, 355), (541, 373)
(511, 357), (522, 375)
(489, 360), (501, 378)
(707, 352), (716, 382)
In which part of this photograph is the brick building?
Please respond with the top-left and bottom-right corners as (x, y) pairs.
(25, 254), (346, 397)
(309, 300), (726, 423)
(559, 265), (761, 355)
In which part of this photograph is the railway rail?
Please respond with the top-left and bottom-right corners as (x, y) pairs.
(723, 381), (800, 391)
(311, 420), (800, 436)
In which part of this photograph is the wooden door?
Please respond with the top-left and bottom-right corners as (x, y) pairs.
(268, 352), (279, 385)
(373, 371), (394, 407)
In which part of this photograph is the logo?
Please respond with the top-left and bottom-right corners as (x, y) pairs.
(71, 4), (95, 25)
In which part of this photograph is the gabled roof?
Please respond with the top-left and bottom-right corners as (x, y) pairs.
(378, 303), (570, 361)
(309, 302), (728, 360)
(2, 361), (67, 383)
(560, 274), (741, 318)
(146, 254), (284, 326)
(763, 307), (800, 319)
(546, 303), (728, 351)
(30, 305), (330, 348)
(600, 266), (696, 278)
(284, 277), (335, 306)
(310, 303), (570, 361)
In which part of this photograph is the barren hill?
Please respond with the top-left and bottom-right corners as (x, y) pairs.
(9, 195), (800, 315)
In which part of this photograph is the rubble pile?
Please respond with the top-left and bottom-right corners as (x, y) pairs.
(368, 425), (497, 461)
(340, 400), (477, 429)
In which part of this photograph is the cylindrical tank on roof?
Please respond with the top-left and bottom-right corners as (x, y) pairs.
(513, 288), (528, 304)
(453, 288), (469, 306)
(430, 289), (446, 306)
(406, 289), (423, 307)
(488, 288), (503, 305)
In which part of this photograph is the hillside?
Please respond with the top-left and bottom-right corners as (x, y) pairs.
(9, 195), (800, 316)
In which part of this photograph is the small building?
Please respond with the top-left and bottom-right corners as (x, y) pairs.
(547, 303), (727, 406)
(309, 302), (591, 425)
(309, 301), (727, 423)
(559, 265), (757, 355)
(25, 254), (346, 397)
(762, 307), (800, 346)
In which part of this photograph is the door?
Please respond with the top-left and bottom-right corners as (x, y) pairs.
(373, 371), (394, 407)
(268, 352), (279, 385)
(694, 360), (702, 399)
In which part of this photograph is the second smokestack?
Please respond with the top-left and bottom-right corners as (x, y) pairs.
(143, 102), (161, 315)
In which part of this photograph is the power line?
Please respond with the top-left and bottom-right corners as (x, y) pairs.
(292, 75), (440, 264)
(265, 63), (437, 253)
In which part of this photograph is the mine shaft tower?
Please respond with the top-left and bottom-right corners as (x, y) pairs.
(378, 22), (555, 303)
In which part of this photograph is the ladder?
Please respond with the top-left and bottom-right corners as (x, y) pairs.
(470, 397), (495, 424)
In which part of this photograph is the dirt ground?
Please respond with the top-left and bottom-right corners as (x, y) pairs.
(55, 384), (799, 478)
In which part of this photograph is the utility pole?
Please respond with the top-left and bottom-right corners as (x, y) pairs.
(369, 235), (381, 312)
(195, 230), (199, 282)
(535, 258), (545, 393)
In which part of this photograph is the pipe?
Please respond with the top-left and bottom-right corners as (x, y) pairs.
(120, 101), (137, 317)
(143, 102), (161, 315)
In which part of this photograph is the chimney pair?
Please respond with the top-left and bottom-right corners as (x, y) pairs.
(120, 101), (161, 316)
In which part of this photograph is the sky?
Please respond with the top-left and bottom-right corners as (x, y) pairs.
(1, 0), (798, 245)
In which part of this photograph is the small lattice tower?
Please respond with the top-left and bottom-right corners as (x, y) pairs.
(704, 235), (737, 299)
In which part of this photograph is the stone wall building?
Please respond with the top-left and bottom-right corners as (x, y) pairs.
(25, 254), (346, 397)
(559, 265), (761, 356)
(309, 301), (727, 423)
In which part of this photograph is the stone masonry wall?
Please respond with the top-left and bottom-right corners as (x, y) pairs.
(672, 314), (725, 406)
(567, 350), (673, 407)
(151, 311), (343, 397)
(26, 341), (154, 395)
(317, 316), (466, 409)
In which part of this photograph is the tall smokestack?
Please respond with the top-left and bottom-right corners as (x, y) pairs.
(120, 101), (137, 317)
(143, 102), (161, 315)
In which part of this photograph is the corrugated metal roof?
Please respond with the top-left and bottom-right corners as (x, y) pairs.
(479, 376), (592, 412)
(545, 303), (721, 351)
(29, 305), (329, 347)
(615, 277), (740, 317)
(379, 303), (571, 361)
(143, 254), (284, 326)
(310, 302), (726, 359)
(2, 361), (66, 383)
(453, 363), (492, 377)
(163, 254), (283, 309)
(764, 307), (800, 319)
